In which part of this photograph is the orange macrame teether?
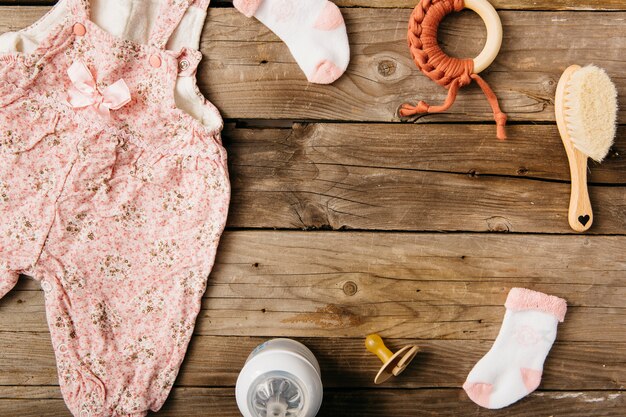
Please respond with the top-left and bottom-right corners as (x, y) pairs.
(400, 0), (507, 140)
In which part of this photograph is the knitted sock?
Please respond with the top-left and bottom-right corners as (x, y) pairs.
(463, 288), (567, 409)
(233, 0), (350, 84)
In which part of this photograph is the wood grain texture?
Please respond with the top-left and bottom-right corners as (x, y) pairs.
(3, 232), (626, 341)
(0, 387), (623, 417)
(1, 8), (625, 123)
(14, 230), (626, 299)
(200, 9), (626, 123)
(224, 124), (626, 233)
(2, 288), (621, 341)
(0, 333), (623, 390)
(225, 124), (626, 183)
(0, 2), (625, 417)
(2, 0), (626, 10)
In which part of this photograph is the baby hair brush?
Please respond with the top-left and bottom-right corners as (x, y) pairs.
(555, 65), (618, 232)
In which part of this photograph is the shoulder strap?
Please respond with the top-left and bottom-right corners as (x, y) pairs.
(67, 0), (90, 19)
(190, 0), (211, 10)
(148, 0), (198, 49)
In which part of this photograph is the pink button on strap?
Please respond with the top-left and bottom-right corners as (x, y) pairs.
(73, 23), (86, 36)
(149, 54), (162, 68)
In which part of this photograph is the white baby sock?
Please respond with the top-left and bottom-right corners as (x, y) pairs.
(233, 0), (350, 84)
(463, 288), (567, 409)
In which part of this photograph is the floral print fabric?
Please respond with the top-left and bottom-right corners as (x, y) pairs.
(0, 0), (230, 416)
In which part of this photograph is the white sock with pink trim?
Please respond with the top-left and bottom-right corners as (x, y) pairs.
(233, 0), (350, 84)
(463, 288), (567, 409)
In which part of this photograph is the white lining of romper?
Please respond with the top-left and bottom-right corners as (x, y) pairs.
(0, 0), (221, 132)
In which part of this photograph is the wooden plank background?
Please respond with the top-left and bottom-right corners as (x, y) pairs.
(0, 1), (625, 416)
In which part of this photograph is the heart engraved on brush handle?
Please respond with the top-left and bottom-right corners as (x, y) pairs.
(566, 146), (593, 232)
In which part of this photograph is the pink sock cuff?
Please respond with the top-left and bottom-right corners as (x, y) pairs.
(233, 0), (263, 17)
(505, 288), (567, 322)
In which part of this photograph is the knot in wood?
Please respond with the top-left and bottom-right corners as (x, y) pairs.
(343, 281), (358, 296)
(378, 60), (397, 77)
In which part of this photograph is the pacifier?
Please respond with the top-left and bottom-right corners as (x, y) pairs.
(365, 334), (419, 384)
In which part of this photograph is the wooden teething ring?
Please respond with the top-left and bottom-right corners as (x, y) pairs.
(400, 0), (507, 140)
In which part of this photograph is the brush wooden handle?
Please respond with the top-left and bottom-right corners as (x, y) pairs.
(555, 64), (593, 233)
(565, 146), (593, 232)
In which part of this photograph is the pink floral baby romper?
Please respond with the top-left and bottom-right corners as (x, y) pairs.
(0, 0), (230, 415)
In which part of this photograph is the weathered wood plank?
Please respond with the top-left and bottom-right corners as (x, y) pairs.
(14, 276), (626, 308)
(224, 124), (626, 233)
(3, 232), (626, 341)
(0, 387), (623, 417)
(201, 9), (626, 123)
(228, 167), (626, 233)
(225, 124), (626, 183)
(2, 0), (626, 11)
(6, 287), (623, 342)
(3, 290), (620, 341)
(1, 333), (623, 390)
(317, 390), (626, 417)
(14, 231), (626, 303)
(1, 9), (625, 123)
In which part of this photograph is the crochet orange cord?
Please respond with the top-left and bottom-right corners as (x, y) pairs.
(400, 0), (507, 140)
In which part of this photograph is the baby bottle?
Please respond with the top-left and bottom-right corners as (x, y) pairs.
(235, 339), (323, 417)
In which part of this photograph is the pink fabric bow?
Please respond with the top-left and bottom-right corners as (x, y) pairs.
(67, 60), (131, 119)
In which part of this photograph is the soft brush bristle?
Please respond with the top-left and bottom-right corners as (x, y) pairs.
(563, 65), (618, 162)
